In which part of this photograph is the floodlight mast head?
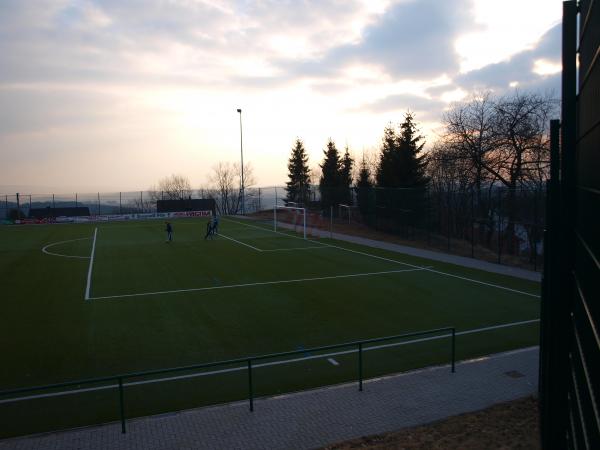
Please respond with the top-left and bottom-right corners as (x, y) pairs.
(237, 108), (242, 113)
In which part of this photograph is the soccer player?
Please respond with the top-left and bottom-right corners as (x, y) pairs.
(213, 215), (219, 234)
(204, 219), (214, 240)
(165, 222), (173, 242)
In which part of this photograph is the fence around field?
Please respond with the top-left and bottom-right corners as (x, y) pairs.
(253, 186), (545, 272)
(1, 185), (545, 271)
(0, 327), (455, 437)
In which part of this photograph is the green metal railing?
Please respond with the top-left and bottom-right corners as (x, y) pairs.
(0, 327), (455, 434)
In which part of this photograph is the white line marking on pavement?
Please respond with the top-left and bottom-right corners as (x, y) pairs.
(0, 319), (540, 405)
(225, 218), (539, 299)
(219, 233), (263, 252)
(84, 228), (98, 301)
(89, 267), (427, 300)
(42, 237), (91, 259)
(328, 358), (340, 366)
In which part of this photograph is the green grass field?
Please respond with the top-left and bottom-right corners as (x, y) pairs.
(0, 216), (540, 437)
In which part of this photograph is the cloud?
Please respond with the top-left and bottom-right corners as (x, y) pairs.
(354, 93), (445, 121)
(279, 0), (472, 82)
(454, 23), (560, 94)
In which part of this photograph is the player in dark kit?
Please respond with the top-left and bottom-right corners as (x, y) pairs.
(204, 219), (214, 240)
(165, 222), (173, 242)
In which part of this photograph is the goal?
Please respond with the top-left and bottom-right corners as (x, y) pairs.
(274, 205), (306, 239)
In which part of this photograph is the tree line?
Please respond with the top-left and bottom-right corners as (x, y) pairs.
(284, 90), (556, 258)
(149, 89), (556, 250)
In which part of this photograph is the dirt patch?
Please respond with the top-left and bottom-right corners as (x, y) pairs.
(322, 396), (540, 450)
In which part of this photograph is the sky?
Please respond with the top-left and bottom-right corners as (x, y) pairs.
(0, 0), (562, 194)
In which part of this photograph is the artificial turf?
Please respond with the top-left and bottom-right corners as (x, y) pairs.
(0, 216), (540, 437)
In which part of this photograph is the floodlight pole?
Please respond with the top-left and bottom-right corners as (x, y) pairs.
(237, 108), (245, 215)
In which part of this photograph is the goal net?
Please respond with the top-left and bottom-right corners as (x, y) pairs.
(274, 205), (306, 239)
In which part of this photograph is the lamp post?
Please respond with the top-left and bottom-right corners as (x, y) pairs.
(237, 108), (245, 215)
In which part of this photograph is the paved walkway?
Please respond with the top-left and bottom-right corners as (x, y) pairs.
(1, 347), (539, 450)
(265, 218), (541, 282)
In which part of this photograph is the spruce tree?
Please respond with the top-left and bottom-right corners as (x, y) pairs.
(340, 146), (354, 205)
(356, 154), (373, 216)
(375, 113), (428, 188)
(285, 138), (311, 205)
(375, 124), (399, 187)
(319, 139), (341, 210)
(396, 112), (429, 188)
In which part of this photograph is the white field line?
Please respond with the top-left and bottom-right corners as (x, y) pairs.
(325, 243), (541, 299)
(0, 319), (540, 405)
(84, 228), (98, 301)
(227, 218), (540, 299)
(41, 237), (91, 259)
(219, 233), (263, 252)
(261, 246), (331, 252)
(89, 268), (427, 301)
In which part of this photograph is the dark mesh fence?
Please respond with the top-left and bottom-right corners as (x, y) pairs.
(250, 186), (545, 272)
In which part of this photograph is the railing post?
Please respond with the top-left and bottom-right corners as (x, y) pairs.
(451, 328), (456, 373)
(118, 377), (126, 433)
(247, 359), (254, 412)
(358, 342), (363, 391)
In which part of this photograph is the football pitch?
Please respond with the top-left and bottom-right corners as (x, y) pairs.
(0, 217), (541, 437)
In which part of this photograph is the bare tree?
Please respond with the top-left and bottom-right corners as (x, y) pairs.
(208, 162), (256, 215)
(151, 174), (193, 200)
(436, 90), (557, 254)
(441, 92), (497, 204)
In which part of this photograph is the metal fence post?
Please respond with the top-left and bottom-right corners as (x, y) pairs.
(447, 189), (451, 252)
(358, 342), (363, 391)
(426, 188), (431, 246)
(451, 328), (456, 373)
(470, 188), (475, 258)
(534, 191), (539, 271)
(75, 193), (78, 209)
(140, 191), (143, 213)
(118, 377), (126, 433)
(247, 359), (254, 412)
(497, 191), (502, 264)
(97, 192), (100, 215)
(330, 206), (333, 239)
(52, 194), (55, 210)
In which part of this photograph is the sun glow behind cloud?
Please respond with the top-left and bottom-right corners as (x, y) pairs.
(455, 0), (561, 73)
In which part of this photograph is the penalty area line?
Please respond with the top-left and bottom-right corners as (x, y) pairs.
(226, 218), (540, 299)
(88, 267), (428, 301)
(84, 228), (98, 301)
(218, 233), (263, 252)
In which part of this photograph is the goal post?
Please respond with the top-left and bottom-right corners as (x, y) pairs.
(274, 205), (306, 239)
